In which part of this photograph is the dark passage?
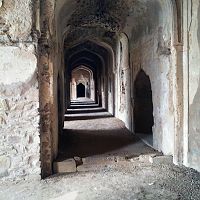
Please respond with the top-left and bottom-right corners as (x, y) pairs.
(134, 70), (154, 134)
(77, 83), (85, 97)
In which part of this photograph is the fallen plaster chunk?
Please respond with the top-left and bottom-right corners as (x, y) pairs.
(53, 159), (76, 173)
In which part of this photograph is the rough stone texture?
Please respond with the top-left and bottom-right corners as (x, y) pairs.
(0, 0), (34, 43)
(188, 0), (200, 172)
(0, 155), (11, 178)
(0, 44), (40, 180)
(128, 1), (176, 157)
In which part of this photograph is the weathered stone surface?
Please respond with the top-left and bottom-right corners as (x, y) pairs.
(0, 155), (11, 177)
(0, 0), (33, 42)
(0, 44), (40, 180)
(77, 163), (106, 172)
(53, 159), (76, 173)
(0, 45), (37, 85)
(82, 156), (125, 165)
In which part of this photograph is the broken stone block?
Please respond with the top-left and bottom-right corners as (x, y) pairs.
(82, 156), (125, 165)
(53, 159), (76, 173)
(149, 155), (173, 165)
(77, 163), (105, 172)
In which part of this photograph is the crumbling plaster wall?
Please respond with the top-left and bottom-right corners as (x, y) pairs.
(187, 0), (200, 172)
(128, 1), (176, 155)
(0, 0), (40, 179)
(115, 34), (131, 129)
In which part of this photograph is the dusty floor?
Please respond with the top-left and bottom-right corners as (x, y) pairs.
(1, 160), (200, 200)
(58, 100), (156, 160)
(1, 99), (200, 200)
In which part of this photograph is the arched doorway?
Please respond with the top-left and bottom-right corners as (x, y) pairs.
(77, 83), (85, 98)
(134, 70), (154, 135)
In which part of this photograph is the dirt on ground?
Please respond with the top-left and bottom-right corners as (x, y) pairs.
(0, 159), (200, 200)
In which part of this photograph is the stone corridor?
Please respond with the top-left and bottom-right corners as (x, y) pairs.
(2, 0), (200, 199)
(54, 98), (158, 173)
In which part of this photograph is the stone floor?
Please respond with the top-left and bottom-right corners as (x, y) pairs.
(1, 157), (200, 200)
(57, 99), (157, 162)
(1, 99), (200, 200)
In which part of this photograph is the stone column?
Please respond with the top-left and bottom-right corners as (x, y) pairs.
(91, 79), (95, 100)
(39, 0), (55, 178)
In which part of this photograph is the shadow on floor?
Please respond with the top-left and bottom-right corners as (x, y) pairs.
(56, 98), (157, 162)
(57, 128), (140, 161)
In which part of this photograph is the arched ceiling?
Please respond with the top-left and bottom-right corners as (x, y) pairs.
(65, 41), (111, 75)
(55, 0), (172, 44)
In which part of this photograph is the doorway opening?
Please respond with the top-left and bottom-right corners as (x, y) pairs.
(134, 70), (154, 140)
(77, 83), (86, 98)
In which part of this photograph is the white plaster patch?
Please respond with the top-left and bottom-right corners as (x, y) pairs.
(0, 0), (3, 8)
(0, 45), (37, 85)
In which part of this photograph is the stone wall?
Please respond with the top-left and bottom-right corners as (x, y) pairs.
(128, 1), (176, 155)
(188, 0), (200, 172)
(0, 45), (40, 180)
(0, 0), (40, 180)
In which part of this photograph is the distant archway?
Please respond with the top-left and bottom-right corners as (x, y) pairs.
(77, 83), (86, 98)
(134, 70), (154, 134)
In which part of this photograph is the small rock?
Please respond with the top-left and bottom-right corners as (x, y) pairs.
(53, 159), (76, 173)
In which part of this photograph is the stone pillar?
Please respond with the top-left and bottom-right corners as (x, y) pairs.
(71, 79), (77, 100)
(91, 79), (95, 100)
(39, 0), (55, 178)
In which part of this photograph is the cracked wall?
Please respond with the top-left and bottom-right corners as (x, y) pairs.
(188, 0), (200, 172)
(0, 0), (40, 180)
(128, 0), (176, 155)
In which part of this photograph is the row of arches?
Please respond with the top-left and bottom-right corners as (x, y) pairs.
(38, 0), (190, 178)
